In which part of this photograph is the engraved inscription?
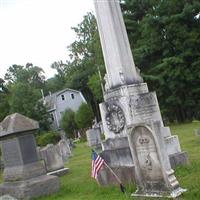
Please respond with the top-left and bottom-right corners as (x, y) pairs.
(129, 93), (158, 117)
(2, 138), (22, 167)
(19, 134), (38, 164)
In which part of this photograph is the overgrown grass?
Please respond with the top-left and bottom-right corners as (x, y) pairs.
(36, 122), (200, 200)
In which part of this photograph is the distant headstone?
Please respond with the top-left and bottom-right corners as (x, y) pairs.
(0, 195), (17, 200)
(39, 144), (69, 176)
(0, 113), (60, 199)
(194, 129), (200, 136)
(57, 139), (72, 162)
(128, 123), (186, 198)
(86, 128), (101, 147)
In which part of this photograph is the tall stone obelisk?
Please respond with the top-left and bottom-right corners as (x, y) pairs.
(93, 0), (188, 188)
(94, 0), (142, 89)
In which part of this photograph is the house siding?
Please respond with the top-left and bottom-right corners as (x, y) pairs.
(45, 89), (86, 130)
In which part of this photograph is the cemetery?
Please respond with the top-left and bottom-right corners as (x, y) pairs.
(0, 0), (200, 199)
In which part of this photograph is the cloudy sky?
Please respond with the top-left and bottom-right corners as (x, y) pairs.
(0, 0), (94, 79)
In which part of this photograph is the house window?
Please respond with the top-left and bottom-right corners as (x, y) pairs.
(50, 113), (54, 121)
(61, 94), (65, 100)
(71, 93), (75, 99)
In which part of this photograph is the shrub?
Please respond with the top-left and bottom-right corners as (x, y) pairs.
(60, 109), (77, 138)
(75, 103), (94, 129)
(36, 131), (61, 147)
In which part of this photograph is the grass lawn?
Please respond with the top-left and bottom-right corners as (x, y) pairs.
(36, 122), (200, 200)
(0, 122), (198, 199)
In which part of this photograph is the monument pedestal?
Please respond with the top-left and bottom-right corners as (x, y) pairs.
(0, 113), (60, 199)
(100, 83), (188, 167)
(97, 84), (187, 185)
(97, 137), (134, 185)
(0, 175), (60, 200)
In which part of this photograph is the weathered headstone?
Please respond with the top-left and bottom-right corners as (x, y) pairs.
(57, 139), (72, 162)
(194, 128), (200, 136)
(93, 0), (188, 185)
(39, 144), (69, 176)
(0, 113), (60, 199)
(0, 195), (17, 200)
(86, 128), (101, 147)
(128, 123), (186, 198)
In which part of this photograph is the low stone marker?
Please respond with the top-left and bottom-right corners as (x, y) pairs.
(39, 143), (69, 176)
(128, 123), (186, 198)
(0, 113), (60, 199)
(57, 139), (72, 162)
(86, 128), (101, 147)
(194, 128), (200, 136)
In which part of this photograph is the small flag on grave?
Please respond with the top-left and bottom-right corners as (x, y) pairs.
(91, 150), (104, 179)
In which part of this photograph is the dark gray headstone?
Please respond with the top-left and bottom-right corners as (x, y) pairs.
(0, 113), (60, 199)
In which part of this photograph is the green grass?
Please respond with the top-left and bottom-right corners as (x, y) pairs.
(0, 122), (198, 199)
(36, 122), (200, 200)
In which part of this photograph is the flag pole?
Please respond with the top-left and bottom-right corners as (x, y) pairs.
(92, 150), (130, 199)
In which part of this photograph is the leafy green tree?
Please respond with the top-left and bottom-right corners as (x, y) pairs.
(4, 63), (45, 88)
(3, 63), (50, 130)
(121, 0), (200, 121)
(0, 78), (9, 121)
(9, 82), (49, 130)
(60, 109), (77, 138)
(88, 72), (103, 102)
(65, 12), (105, 121)
(75, 103), (94, 130)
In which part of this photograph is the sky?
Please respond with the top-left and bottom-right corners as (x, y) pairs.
(0, 0), (94, 79)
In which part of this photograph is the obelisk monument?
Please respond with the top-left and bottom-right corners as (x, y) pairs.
(93, 0), (188, 188)
(94, 0), (142, 89)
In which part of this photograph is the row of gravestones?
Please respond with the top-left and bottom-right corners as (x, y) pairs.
(37, 139), (72, 176)
(0, 113), (74, 200)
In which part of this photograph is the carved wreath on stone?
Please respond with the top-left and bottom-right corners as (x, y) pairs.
(105, 104), (125, 134)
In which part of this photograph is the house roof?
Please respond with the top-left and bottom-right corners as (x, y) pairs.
(43, 88), (81, 111)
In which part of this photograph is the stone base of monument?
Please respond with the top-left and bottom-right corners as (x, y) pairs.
(131, 187), (187, 198)
(47, 167), (69, 176)
(97, 134), (188, 186)
(0, 175), (60, 200)
(97, 166), (135, 186)
(97, 137), (135, 186)
(169, 151), (188, 169)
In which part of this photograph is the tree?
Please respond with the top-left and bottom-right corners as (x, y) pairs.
(8, 82), (49, 130)
(121, 0), (200, 121)
(4, 63), (45, 89)
(3, 63), (50, 130)
(60, 109), (77, 138)
(0, 78), (9, 121)
(65, 12), (105, 121)
(75, 103), (94, 130)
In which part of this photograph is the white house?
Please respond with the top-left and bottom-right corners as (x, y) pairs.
(43, 88), (87, 130)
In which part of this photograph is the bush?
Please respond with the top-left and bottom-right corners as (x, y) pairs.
(60, 109), (77, 138)
(75, 103), (94, 129)
(36, 131), (61, 147)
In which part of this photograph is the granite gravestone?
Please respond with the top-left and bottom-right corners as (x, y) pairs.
(0, 113), (60, 199)
(57, 139), (72, 162)
(86, 128), (101, 147)
(128, 123), (186, 198)
(93, 0), (188, 185)
(39, 143), (69, 176)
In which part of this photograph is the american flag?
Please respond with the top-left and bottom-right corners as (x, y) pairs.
(91, 151), (104, 179)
